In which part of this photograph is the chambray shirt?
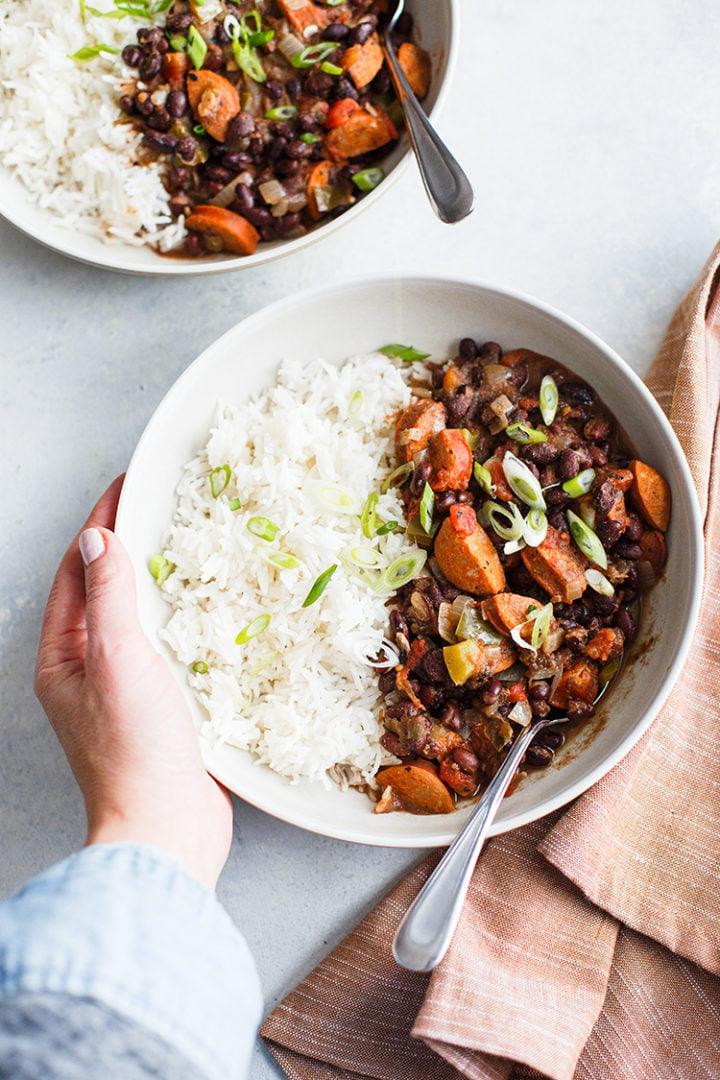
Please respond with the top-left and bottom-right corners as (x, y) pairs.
(0, 844), (263, 1079)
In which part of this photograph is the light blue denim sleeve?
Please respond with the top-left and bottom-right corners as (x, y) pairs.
(0, 843), (263, 1080)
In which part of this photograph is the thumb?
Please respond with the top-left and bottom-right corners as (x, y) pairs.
(79, 527), (143, 650)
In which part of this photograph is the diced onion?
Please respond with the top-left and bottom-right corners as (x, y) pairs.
(585, 568), (614, 596)
(509, 700), (533, 726)
(277, 32), (305, 59)
(259, 179), (286, 205)
(502, 452), (546, 510)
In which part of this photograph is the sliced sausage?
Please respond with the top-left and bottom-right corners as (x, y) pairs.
(434, 515), (506, 596)
(394, 399), (446, 463)
(521, 525), (587, 603)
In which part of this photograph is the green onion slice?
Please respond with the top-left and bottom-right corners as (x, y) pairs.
(483, 499), (524, 541)
(348, 546), (382, 568)
(224, 13), (265, 81)
(299, 132), (321, 144)
(381, 462), (412, 493)
(254, 547), (302, 571)
(193, 123), (207, 136)
(585, 567), (615, 596)
(473, 461), (496, 496)
(316, 482), (357, 513)
(302, 564), (338, 607)
(419, 481), (434, 534)
(239, 9), (262, 35)
(352, 167), (385, 192)
(539, 375), (559, 426)
(187, 24), (207, 69)
(191, 660), (209, 674)
(324, 0), (345, 5)
(235, 613), (271, 644)
(249, 28), (274, 46)
(209, 464), (231, 498)
(348, 388), (364, 417)
(228, 497), (242, 511)
(360, 492), (379, 538)
(378, 343), (431, 362)
(378, 549), (427, 592)
(265, 105), (297, 120)
(506, 422), (548, 445)
(502, 451), (546, 510)
(523, 507), (548, 548)
(376, 520), (399, 535)
(567, 509), (608, 569)
(69, 43), (120, 61)
(562, 468), (596, 499)
(149, 553), (174, 584)
(168, 33), (188, 50)
(291, 42), (338, 68)
(531, 603), (553, 650)
(247, 516), (279, 542)
(321, 60), (343, 75)
(503, 537), (526, 555)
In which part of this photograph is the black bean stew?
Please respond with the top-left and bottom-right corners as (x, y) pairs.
(373, 340), (671, 815)
(117, 0), (430, 256)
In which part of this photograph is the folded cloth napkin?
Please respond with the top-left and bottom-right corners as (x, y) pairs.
(261, 243), (720, 1080)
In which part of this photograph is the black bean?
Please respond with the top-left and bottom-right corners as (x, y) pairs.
(176, 136), (198, 163)
(479, 341), (502, 362)
(350, 17), (376, 45)
(184, 231), (202, 257)
(596, 517), (624, 547)
(625, 514), (644, 542)
(265, 78), (283, 100)
(135, 91), (154, 117)
(122, 44), (143, 67)
(547, 508), (568, 532)
(394, 11), (413, 35)
(275, 158), (299, 177)
(214, 22), (231, 44)
(156, 37), (169, 55)
(422, 649), (448, 683)
(228, 112), (256, 140)
(232, 183), (254, 211)
(588, 445), (608, 467)
(267, 135), (287, 161)
(167, 12), (192, 32)
(529, 681), (550, 701)
(617, 608), (638, 645)
(333, 76), (359, 101)
(557, 449), (580, 480)
(139, 50), (163, 82)
(410, 460), (432, 497)
(452, 746), (479, 773)
(389, 609), (409, 641)
(203, 49), (225, 71)
(434, 490), (457, 513)
(538, 729), (565, 750)
(612, 541), (643, 560)
(525, 744), (554, 767)
(482, 678), (502, 704)
(458, 337), (478, 361)
(371, 67), (391, 94)
(385, 699), (420, 720)
(561, 380), (595, 406)
(297, 111), (320, 133)
(446, 389), (474, 426)
(456, 491), (474, 504)
(138, 26), (163, 45)
(593, 594), (618, 618)
(380, 731), (410, 758)
(202, 163), (233, 183)
(531, 700), (551, 718)
(505, 362), (528, 387)
(378, 670), (396, 694)
(142, 131), (178, 153)
(242, 206), (273, 228)
(305, 72), (334, 96)
(522, 442), (559, 467)
(273, 212), (301, 236)
(286, 139), (309, 159)
(147, 108), (171, 132)
(567, 701), (596, 722)
(119, 94), (136, 115)
(546, 486), (571, 508)
(439, 701), (462, 731)
(322, 21), (350, 41)
(166, 90), (188, 118)
(168, 193), (191, 217)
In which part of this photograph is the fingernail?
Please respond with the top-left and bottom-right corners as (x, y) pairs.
(79, 528), (105, 566)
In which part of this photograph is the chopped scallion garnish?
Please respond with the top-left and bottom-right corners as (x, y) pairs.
(567, 509), (608, 569)
(419, 482), (434, 534)
(299, 132), (321, 144)
(506, 422), (548, 445)
(378, 343), (430, 362)
(348, 546), (382, 568)
(562, 468), (596, 499)
(249, 28), (274, 46)
(68, 43), (120, 61)
(381, 462), (412, 494)
(376, 520), (399, 535)
(539, 375), (559, 426)
(523, 507), (548, 547)
(209, 464), (231, 498)
(254, 547), (301, 571)
(483, 499), (524, 541)
(148, 553), (174, 584)
(352, 167), (385, 192)
(348, 388), (364, 417)
(302, 564), (338, 607)
(360, 492), (379, 538)
(291, 41), (338, 68)
(187, 24), (207, 69)
(247, 516), (279, 542)
(193, 123), (207, 136)
(168, 33), (187, 51)
(473, 461), (496, 496)
(321, 60), (343, 75)
(235, 613), (271, 644)
(502, 452), (546, 510)
(265, 105), (298, 120)
(585, 568), (614, 596)
(378, 549), (427, 591)
(191, 660), (209, 674)
(228, 497), (242, 511)
(531, 603), (553, 650)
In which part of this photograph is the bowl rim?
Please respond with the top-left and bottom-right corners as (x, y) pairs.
(0, 0), (460, 277)
(117, 272), (705, 846)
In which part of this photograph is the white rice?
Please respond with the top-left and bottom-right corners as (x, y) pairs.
(0, 0), (185, 249)
(158, 353), (419, 789)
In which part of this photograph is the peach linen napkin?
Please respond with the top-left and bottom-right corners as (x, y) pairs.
(261, 243), (720, 1080)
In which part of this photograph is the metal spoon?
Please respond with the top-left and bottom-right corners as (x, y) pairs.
(383, 0), (474, 223)
(392, 684), (610, 971)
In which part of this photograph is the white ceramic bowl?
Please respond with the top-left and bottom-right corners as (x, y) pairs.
(116, 276), (703, 846)
(0, 1), (456, 275)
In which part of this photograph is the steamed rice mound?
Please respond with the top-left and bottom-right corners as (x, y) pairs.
(158, 353), (417, 789)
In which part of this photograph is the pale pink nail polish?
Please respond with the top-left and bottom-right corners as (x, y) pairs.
(79, 528), (105, 566)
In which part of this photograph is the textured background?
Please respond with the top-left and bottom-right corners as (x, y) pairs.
(2, 2), (720, 1076)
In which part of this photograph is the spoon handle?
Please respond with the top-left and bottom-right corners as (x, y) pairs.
(392, 721), (541, 972)
(383, 45), (474, 224)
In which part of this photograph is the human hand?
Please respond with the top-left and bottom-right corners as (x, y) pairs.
(34, 476), (233, 890)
